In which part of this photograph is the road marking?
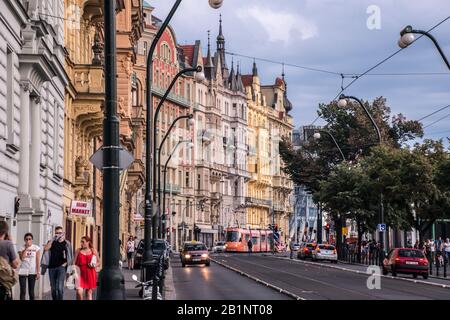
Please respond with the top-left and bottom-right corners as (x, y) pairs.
(270, 255), (450, 290)
(210, 258), (307, 301)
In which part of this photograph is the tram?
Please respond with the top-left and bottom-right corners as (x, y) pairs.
(224, 227), (274, 252)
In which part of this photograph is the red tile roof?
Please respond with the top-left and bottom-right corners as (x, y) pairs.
(241, 75), (253, 87)
(180, 45), (195, 66)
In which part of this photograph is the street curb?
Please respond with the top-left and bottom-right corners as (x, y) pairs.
(210, 257), (306, 300)
(164, 261), (177, 300)
(267, 255), (450, 290)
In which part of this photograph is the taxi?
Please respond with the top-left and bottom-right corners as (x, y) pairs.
(180, 241), (210, 267)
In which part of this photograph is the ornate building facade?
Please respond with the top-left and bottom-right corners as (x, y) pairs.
(242, 62), (294, 243)
(63, 0), (144, 257)
(0, 0), (68, 298)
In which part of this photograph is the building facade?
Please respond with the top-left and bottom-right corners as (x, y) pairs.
(242, 62), (294, 244)
(0, 0), (68, 298)
(63, 0), (144, 258)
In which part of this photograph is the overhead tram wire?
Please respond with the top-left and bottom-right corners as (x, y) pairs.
(417, 104), (450, 121)
(333, 14), (450, 100)
(423, 113), (450, 129)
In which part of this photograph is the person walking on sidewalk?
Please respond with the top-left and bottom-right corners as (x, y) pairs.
(126, 236), (135, 270)
(0, 221), (20, 300)
(74, 236), (99, 300)
(443, 238), (450, 266)
(17, 233), (40, 300)
(43, 226), (73, 300)
(247, 238), (253, 256)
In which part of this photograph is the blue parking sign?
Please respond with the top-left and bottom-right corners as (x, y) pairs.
(377, 224), (386, 232)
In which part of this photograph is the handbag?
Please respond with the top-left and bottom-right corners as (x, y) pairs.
(40, 250), (50, 275)
(89, 255), (97, 268)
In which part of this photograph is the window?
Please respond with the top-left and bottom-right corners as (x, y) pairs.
(6, 47), (13, 143)
(197, 174), (201, 190)
(185, 172), (190, 188)
(54, 104), (60, 174)
(143, 41), (147, 57)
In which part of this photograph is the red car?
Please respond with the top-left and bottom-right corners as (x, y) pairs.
(382, 248), (429, 279)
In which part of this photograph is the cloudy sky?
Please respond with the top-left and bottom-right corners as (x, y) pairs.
(150, 0), (450, 145)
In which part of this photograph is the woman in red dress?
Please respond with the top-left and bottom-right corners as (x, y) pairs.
(74, 236), (99, 300)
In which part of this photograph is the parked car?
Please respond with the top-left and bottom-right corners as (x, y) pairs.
(212, 241), (226, 253)
(292, 243), (300, 251)
(180, 241), (210, 267)
(382, 248), (429, 279)
(297, 242), (317, 260)
(312, 244), (338, 263)
(134, 239), (170, 270)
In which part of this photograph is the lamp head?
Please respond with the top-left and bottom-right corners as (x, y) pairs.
(187, 116), (195, 128)
(313, 132), (321, 140)
(337, 95), (348, 108)
(188, 142), (194, 149)
(194, 66), (206, 82)
(208, 0), (223, 9)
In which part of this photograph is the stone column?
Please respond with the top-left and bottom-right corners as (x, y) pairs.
(17, 82), (33, 239)
(29, 96), (42, 201)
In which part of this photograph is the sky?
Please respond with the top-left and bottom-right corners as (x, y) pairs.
(150, 0), (450, 146)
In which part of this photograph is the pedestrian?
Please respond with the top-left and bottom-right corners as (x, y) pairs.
(43, 226), (73, 300)
(126, 235), (135, 270)
(414, 240), (419, 249)
(74, 236), (99, 300)
(444, 238), (450, 266)
(0, 221), (20, 300)
(430, 239), (436, 266)
(424, 240), (432, 274)
(247, 238), (253, 255)
(17, 233), (41, 300)
(289, 238), (295, 259)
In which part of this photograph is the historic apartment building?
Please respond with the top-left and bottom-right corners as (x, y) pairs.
(242, 62), (294, 243)
(63, 0), (144, 256)
(0, 0), (69, 298)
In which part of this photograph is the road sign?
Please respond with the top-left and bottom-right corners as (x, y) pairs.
(377, 223), (386, 232)
(89, 145), (135, 170)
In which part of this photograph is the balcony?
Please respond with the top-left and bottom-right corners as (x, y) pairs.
(245, 197), (272, 208)
(73, 64), (104, 95)
(273, 175), (293, 189)
(152, 85), (191, 108)
(158, 183), (181, 194)
(273, 202), (285, 212)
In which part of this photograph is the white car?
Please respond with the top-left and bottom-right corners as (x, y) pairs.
(212, 241), (226, 253)
(312, 244), (338, 263)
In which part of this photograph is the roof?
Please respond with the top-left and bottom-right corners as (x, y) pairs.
(241, 75), (253, 87)
(180, 45), (195, 66)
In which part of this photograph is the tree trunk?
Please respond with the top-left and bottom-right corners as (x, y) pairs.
(335, 214), (343, 259)
(357, 219), (362, 264)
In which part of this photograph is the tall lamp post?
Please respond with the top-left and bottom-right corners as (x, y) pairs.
(311, 129), (345, 244)
(157, 114), (194, 238)
(97, 0), (125, 300)
(337, 94), (383, 264)
(161, 139), (194, 239)
(143, 0), (224, 281)
(398, 25), (450, 70)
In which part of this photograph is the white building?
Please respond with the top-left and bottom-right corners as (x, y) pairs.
(0, 0), (68, 298)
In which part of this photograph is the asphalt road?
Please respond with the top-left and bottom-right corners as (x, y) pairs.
(212, 254), (450, 300)
(171, 254), (290, 300)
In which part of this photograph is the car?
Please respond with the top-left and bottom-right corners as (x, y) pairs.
(134, 239), (170, 270)
(292, 243), (300, 251)
(312, 244), (338, 263)
(297, 242), (317, 260)
(382, 248), (429, 279)
(212, 241), (226, 253)
(180, 241), (210, 267)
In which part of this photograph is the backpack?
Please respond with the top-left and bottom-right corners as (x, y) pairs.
(0, 256), (18, 290)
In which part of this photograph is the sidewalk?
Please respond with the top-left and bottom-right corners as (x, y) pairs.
(42, 268), (142, 300)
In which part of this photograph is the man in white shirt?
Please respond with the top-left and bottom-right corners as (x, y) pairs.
(126, 236), (136, 270)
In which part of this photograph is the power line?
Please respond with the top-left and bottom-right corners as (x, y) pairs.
(333, 15), (450, 100)
(423, 113), (450, 129)
(417, 104), (450, 121)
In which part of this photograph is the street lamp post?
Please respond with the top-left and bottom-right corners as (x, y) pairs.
(337, 94), (383, 264)
(97, 0), (125, 300)
(313, 130), (345, 161)
(398, 25), (450, 71)
(144, 0), (223, 281)
(157, 114), (194, 238)
(161, 140), (194, 239)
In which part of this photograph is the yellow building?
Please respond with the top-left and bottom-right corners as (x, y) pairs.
(63, 0), (144, 256)
(242, 62), (294, 242)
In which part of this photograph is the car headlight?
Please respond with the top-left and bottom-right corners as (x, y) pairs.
(185, 254), (191, 259)
(201, 253), (208, 258)
(224, 244), (227, 248)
